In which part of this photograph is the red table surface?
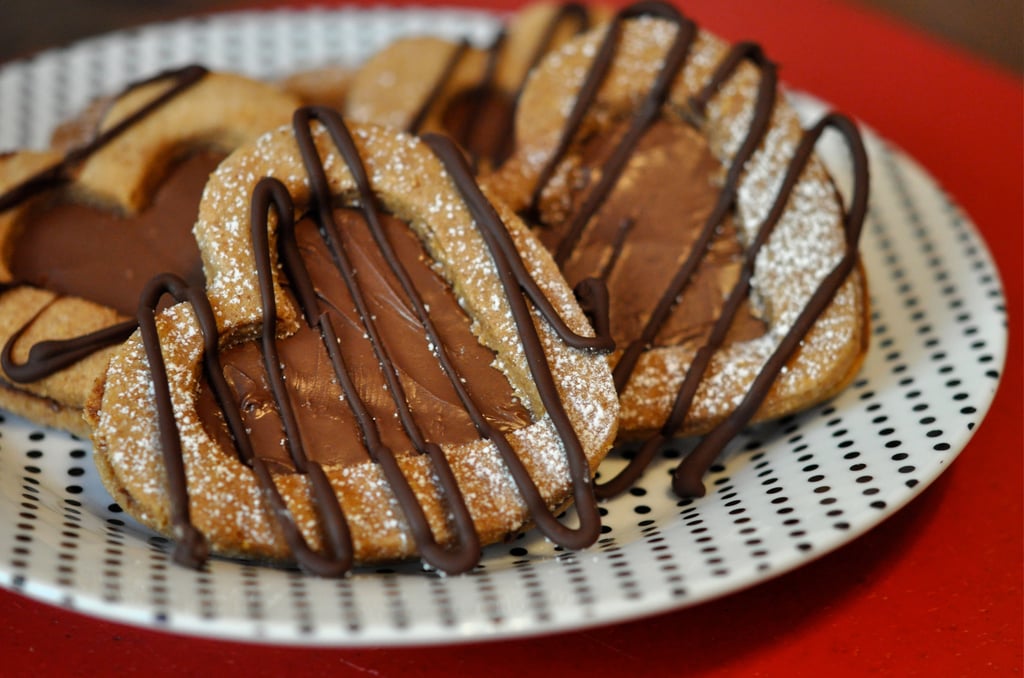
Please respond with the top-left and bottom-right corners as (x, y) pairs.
(2, 0), (1021, 675)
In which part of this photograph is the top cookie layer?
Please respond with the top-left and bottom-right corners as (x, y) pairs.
(88, 112), (619, 573)
(490, 11), (869, 439)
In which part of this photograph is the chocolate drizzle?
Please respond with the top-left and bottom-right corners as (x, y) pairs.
(549, 3), (697, 267)
(2, 316), (137, 383)
(137, 274), (216, 569)
(669, 114), (868, 498)
(609, 40), (777, 396)
(141, 106), (613, 574)
(408, 39), (471, 136)
(521, 1), (870, 498)
(0, 65), (209, 384)
(0, 65), (207, 213)
(423, 131), (605, 549)
(408, 3), (594, 171)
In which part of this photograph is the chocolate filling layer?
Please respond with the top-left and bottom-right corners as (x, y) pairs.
(539, 118), (766, 350)
(519, 2), (868, 499)
(134, 109), (611, 574)
(0, 66), (211, 384)
(440, 86), (516, 169)
(408, 3), (595, 171)
(197, 207), (532, 473)
(10, 151), (221, 316)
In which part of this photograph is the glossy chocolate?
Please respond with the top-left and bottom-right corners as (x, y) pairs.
(141, 107), (612, 575)
(11, 150), (219, 315)
(0, 66), (211, 383)
(520, 2), (869, 498)
(537, 118), (766, 351)
(197, 207), (533, 470)
(409, 3), (595, 170)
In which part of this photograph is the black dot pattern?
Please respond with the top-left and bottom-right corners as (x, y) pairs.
(380, 571), (412, 630)
(287, 570), (314, 635)
(427, 572), (458, 628)
(239, 566), (266, 637)
(333, 577), (363, 634)
(469, 569), (505, 626)
(147, 538), (172, 624)
(194, 570), (217, 622)
(553, 550), (597, 614)
(0, 13), (1007, 644)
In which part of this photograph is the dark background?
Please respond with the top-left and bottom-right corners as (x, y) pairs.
(1, 0), (1021, 73)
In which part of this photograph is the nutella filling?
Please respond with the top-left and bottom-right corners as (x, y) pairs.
(197, 207), (532, 473)
(408, 3), (595, 172)
(539, 118), (766, 350)
(0, 66), (217, 384)
(10, 150), (220, 315)
(521, 2), (868, 499)
(136, 109), (612, 575)
(440, 86), (516, 169)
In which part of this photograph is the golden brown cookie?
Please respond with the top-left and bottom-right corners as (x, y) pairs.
(278, 64), (353, 112)
(49, 96), (115, 154)
(85, 109), (619, 575)
(487, 2), (870, 497)
(0, 66), (302, 436)
(345, 2), (610, 171)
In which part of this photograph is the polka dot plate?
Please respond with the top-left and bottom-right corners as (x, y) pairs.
(0, 7), (1006, 645)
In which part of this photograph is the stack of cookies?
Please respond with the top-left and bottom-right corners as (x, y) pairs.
(0, 2), (868, 575)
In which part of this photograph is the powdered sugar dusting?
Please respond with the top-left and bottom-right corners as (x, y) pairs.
(493, 16), (867, 435)
(91, 118), (618, 566)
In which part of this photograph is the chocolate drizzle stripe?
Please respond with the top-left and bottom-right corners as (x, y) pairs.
(512, 3), (593, 108)
(407, 4), (595, 173)
(609, 44), (777, 395)
(495, 3), (594, 169)
(423, 132), (602, 550)
(0, 65), (209, 383)
(693, 42), (777, 194)
(292, 107), (482, 573)
(672, 113), (869, 498)
(550, 7), (697, 266)
(250, 178), (316, 474)
(136, 274), (212, 569)
(524, 1), (869, 498)
(408, 40), (470, 136)
(2, 314), (136, 383)
(249, 177), (354, 575)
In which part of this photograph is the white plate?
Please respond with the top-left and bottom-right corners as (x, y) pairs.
(0, 8), (1007, 645)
